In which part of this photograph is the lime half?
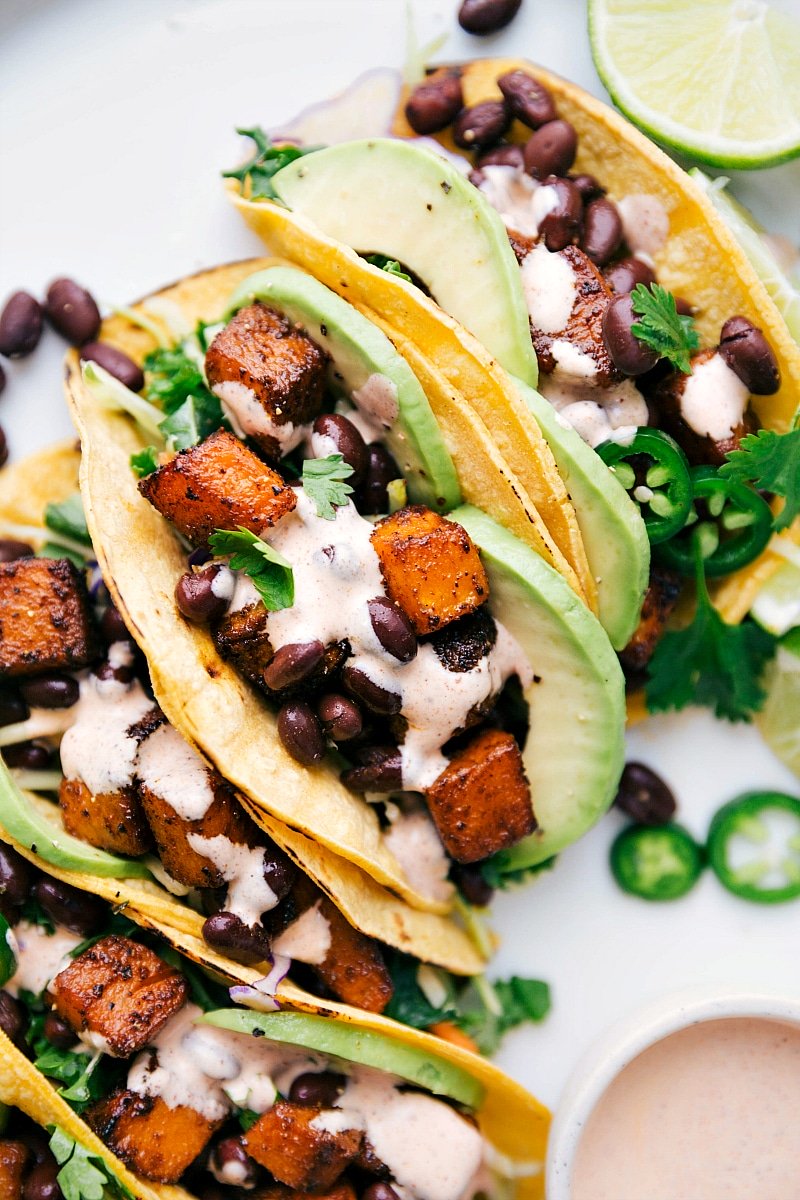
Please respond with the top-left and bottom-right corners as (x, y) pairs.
(589, 0), (800, 168)
(757, 630), (800, 777)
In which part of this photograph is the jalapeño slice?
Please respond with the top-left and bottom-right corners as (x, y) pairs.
(596, 429), (692, 544)
(657, 466), (773, 577)
(610, 823), (704, 900)
(706, 791), (800, 904)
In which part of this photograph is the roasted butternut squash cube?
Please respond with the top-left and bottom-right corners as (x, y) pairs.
(371, 507), (489, 635)
(87, 1090), (219, 1183)
(426, 729), (535, 863)
(50, 934), (188, 1057)
(206, 303), (328, 456)
(213, 605), (349, 699)
(0, 557), (99, 678)
(59, 778), (153, 857)
(0, 1140), (28, 1195)
(138, 430), (296, 546)
(244, 1101), (362, 1191)
(137, 765), (257, 888)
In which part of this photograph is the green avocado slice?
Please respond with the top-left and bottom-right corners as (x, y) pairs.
(271, 140), (538, 385)
(452, 505), (625, 868)
(225, 266), (461, 512)
(0, 758), (151, 879)
(514, 379), (650, 650)
(202, 1009), (483, 1109)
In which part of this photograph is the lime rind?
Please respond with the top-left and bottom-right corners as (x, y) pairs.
(756, 639), (800, 778)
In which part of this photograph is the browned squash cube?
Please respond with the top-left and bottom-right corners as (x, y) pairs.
(426, 729), (535, 863)
(50, 934), (188, 1057)
(244, 1101), (362, 1191)
(137, 768), (257, 888)
(526, 245), (618, 385)
(618, 566), (682, 675)
(206, 303), (328, 455)
(371, 507), (489, 635)
(59, 778), (153, 857)
(87, 1090), (220, 1183)
(0, 1140), (29, 1195)
(0, 557), (99, 678)
(213, 602), (275, 692)
(138, 430), (296, 546)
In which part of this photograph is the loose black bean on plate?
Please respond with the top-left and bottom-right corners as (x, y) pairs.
(497, 70), (556, 128)
(45, 278), (101, 346)
(453, 101), (510, 151)
(80, 342), (145, 392)
(405, 73), (464, 135)
(0, 291), (43, 358)
(523, 119), (577, 180)
(458, 0), (522, 35)
(614, 761), (677, 826)
(719, 316), (780, 395)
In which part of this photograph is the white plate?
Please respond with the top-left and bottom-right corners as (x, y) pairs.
(1, 0), (798, 1111)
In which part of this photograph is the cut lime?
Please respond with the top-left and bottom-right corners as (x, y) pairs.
(589, 0), (800, 168)
(690, 169), (800, 343)
(751, 552), (800, 637)
(757, 630), (800, 777)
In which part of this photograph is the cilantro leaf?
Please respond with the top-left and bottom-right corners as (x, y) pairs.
(453, 975), (551, 1056)
(19, 895), (55, 934)
(630, 283), (700, 373)
(44, 495), (92, 546)
(158, 391), (223, 452)
(384, 953), (456, 1030)
(302, 454), (355, 520)
(143, 346), (210, 414)
(38, 542), (88, 569)
(646, 546), (776, 721)
(222, 127), (319, 201)
(129, 446), (159, 478)
(49, 1125), (134, 1200)
(720, 427), (800, 532)
(364, 254), (413, 283)
(209, 527), (294, 611)
(237, 1108), (260, 1132)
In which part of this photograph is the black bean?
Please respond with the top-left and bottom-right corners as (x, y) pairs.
(0, 292), (43, 358)
(277, 700), (325, 765)
(0, 361), (5, 395)
(43, 1011), (77, 1049)
(458, 0), (522, 34)
(604, 255), (656, 296)
(80, 342), (145, 392)
(342, 666), (402, 716)
(22, 1160), (63, 1200)
(175, 565), (232, 624)
(44, 278), (101, 346)
(100, 603), (130, 645)
(262, 851), (296, 901)
(289, 1070), (346, 1107)
(570, 173), (605, 201)
(94, 653), (135, 685)
(0, 426), (7, 468)
(16, 1129), (52, 1169)
(497, 70), (556, 129)
(580, 197), (623, 267)
(453, 101), (510, 151)
(0, 843), (33, 909)
(202, 911), (271, 965)
(674, 297), (694, 317)
(4, 741), (52, 770)
(451, 862), (494, 907)
(0, 539), (34, 563)
(0, 990), (25, 1046)
(19, 672), (79, 710)
(342, 746), (402, 792)
(317, 693), (363, 742)
(0, 685), (29, 727)
(33, 877), (106, 936)
(538, 177), (582, 252)
(313, 413), (368, 483)
(719, 316), (780, 395)
(405, 73), (464, 135)
(476, 143), (524, 170)
(367, 597), (417, 663)
(602, 294), (660, 376)
(614, 761), (677, 826)
(523, 120), (577, 180)
(363, 1184), (400, 1200)
(209, 1138), (259, 1188)
(264, 640), (325, 691)
(358, 445), (401, 515)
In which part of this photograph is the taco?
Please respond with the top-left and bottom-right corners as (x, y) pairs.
(0, 856), (549, 1199)
(227, 57), (800, 720)
(0, 444), (569, 1053)
(62, 255), (624, 894)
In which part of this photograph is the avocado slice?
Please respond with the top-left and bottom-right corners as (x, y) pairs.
(225, 266), (461, 512)
(0, 759), (151, 879)
(452, 505), (625, 868)
(202, 1009), (484, 1108)
(270, 140), (538, 386)
(514, 380), (650, 650)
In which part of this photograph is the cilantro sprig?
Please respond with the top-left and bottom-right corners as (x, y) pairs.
(631, 283), (700, 373)
(302, 454), (355, 520)
(364, 254), (413, 283)
(49, 1126), (134, 1200)
(720, 426), (800, 532)
(142, 345), (224, 452)
(209, 527), (294, 611)
(222, 127), (319, 201)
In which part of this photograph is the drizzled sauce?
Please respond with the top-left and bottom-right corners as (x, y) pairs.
(59, 672), (152, 794)
(271, 900), (331, 964)
(6, 921), (82, 997)
(137, 722), (215, 821)
(679, 351), (749, 440)
(213, 379), (308, 454)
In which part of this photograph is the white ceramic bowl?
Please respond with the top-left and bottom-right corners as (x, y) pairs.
(546, 985), (800, 1199)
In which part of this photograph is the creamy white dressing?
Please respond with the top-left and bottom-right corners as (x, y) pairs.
(384, 809), (453, 906)
(107, 640), (134, 670)
(6, 921), (83, 997)
(540, 376), (648, 449)
(59, 675), (153, 796)
(0, 704), (79, 747)
(617, 194), (669, 258)
(213, 380), (310, 454)
(186, 834), (278, 927)
(520, 243), (577, 334)
(337, 403), (382, 446)
(679, 351), (750, 440)
(352, 373), (399, 430)
(271, 900), (331, 965)
(137, 723), (216, 822)
(228, 572), (262, 614)
(549, 339), (598, 379)
(477, 165), (538, 238)
(210, 567), (236, 602)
